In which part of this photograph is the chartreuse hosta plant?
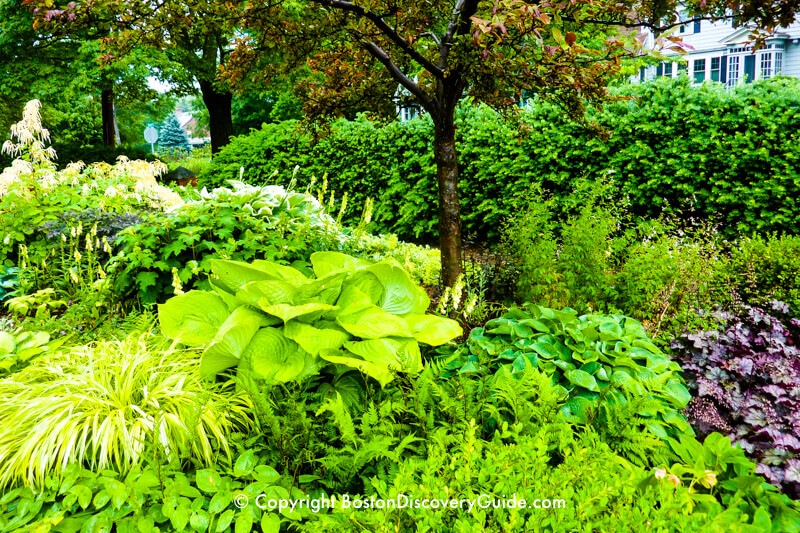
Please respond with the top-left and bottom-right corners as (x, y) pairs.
(158, 252), (461, 387)
(441, 305), (693, 439)
(0, 328), (68, 376)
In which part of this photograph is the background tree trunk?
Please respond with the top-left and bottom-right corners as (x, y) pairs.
(199, 79), (233, 154)
(101, 88), (116, 147)
(432, 111), (463, 288)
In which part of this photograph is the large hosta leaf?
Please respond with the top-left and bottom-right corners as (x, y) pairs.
(346, 271), (384, 306)
(319, 349), (394, 387)
(199, 306), (273, 377)
(250, 260), (308, 284)
(158, 291), (230, 347)
(284, 321), (350, 355)
(244, 328), (317, 382)
(295, 272), (346, 305)
(310, 252), (371, 278)
(363, 262), (430, 315)
(336, 305), (412, 339)
(344, 337), (422, 373)
(210, 259), (282, 294)
(0, 332), (15, 355)
(403, 314), (462, 346)
(237, 280), (298, 307)
(259, 301), (338, 323)
(336, 285), (374, 312)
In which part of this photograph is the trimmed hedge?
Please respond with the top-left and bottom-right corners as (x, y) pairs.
(202, 77), (800, 242)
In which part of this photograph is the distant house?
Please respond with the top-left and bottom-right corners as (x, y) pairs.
(174, 111), (210, 148)
(638, 18), (800, 85)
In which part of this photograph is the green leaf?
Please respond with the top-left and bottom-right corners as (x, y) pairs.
(195, 469), (223, 493)
(261, 513), (280, 533)
(199, 306), (272, 378)
(210, 259), (286, 294)
(662, 380), (692, 407)
(236, 280), (298, 307)
(243, 327), (317, 382)
(284, 321), (349, 355)
(258, 301), (338, 323)
(363, 261), (430, 314)
(565, 369), (599, 392)
(336, 305), (412, 339)
(310, 251), (371, 277)
(209, 492), (231, 514)
(250, 259), (309, 284)
(190, 510), (211, 532)
(158, 291), (230, 347)
(235, 512), (253, 533)
(403, 314), (462, 346)
(320, 349), (394, 387)
(0, 332), (15, 355)
(234, 450), (257, 477)
(217, 510), (235, 531)
(343, 337), (423, 373)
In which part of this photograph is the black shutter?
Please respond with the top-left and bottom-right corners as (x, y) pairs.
(721, 56), (727, 83)
(744, 55), (756, 83)
(640, 68), (645, 82)
(694, 20), (701, 33)
(656, 64), (663, 77)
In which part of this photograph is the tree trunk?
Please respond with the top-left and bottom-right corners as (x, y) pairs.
(101, 88), (116, 147)
(432, 112), (463, 288)
(199, 79), (233, 154)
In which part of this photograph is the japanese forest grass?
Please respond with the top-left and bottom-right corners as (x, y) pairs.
(0, 333), (253, 489)
(158, 252), (462, 388)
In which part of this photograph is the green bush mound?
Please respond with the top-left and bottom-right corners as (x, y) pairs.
(204, 77), (800, 242)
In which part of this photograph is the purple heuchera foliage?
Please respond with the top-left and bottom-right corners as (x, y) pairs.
(672, 300), (800, 498)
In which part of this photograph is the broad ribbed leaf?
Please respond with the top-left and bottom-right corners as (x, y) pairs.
(336, 305), (412, 339)
(0, 332), (15, 355)
(199, 306), (272, 377)
(158, 291), (230, 347)
(210, 259), (282, 294)
(284, 321), (350, 355)
(347, 271), (384, 305)
(236, 280), (298, 307)
(250, 260), (308, 284)
(310, 251), (371, 278)
(344, 337), (422, 372)
(363, 261), (430, 315)
(295, 272), (346, 305)
(259, 301), (338, 323)
(566, 369), (599, 392)
(336, 285), (374, 312)
(319, 349), (394, 387)
(244, 328), (317, 382)
(403, 314), (462, 346)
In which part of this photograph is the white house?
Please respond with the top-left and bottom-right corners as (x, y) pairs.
(638, 17), (800, 85)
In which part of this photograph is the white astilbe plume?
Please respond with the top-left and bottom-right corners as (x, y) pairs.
(2, 100), (57, 166)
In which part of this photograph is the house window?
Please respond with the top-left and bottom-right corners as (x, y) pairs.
(693, 59), (706, 83)
(680, 24), (687, 34)
(660, 61), (673, 77)
(399, 107), (417, 122)
(678, 62), (688, 76)
(694, 20), (701, 33)
(711, 57), (721, 81)
(760, 51), (783, 79)
(727, 55), (740, 86)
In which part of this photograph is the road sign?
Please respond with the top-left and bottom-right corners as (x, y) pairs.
(144, 126), (158, 152)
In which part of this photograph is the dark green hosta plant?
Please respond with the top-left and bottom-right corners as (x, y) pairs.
(441, 305), (693, 439)
(158, 252), (461, 387)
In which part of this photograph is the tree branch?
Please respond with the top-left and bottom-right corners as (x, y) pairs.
(361, 40), (434, 111)
(317, 0), (444, 78)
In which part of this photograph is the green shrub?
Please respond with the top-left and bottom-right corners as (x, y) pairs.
(0, 328), (66, 376)
(204, 77), (800, 242)
(720, 233), (800, 313)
